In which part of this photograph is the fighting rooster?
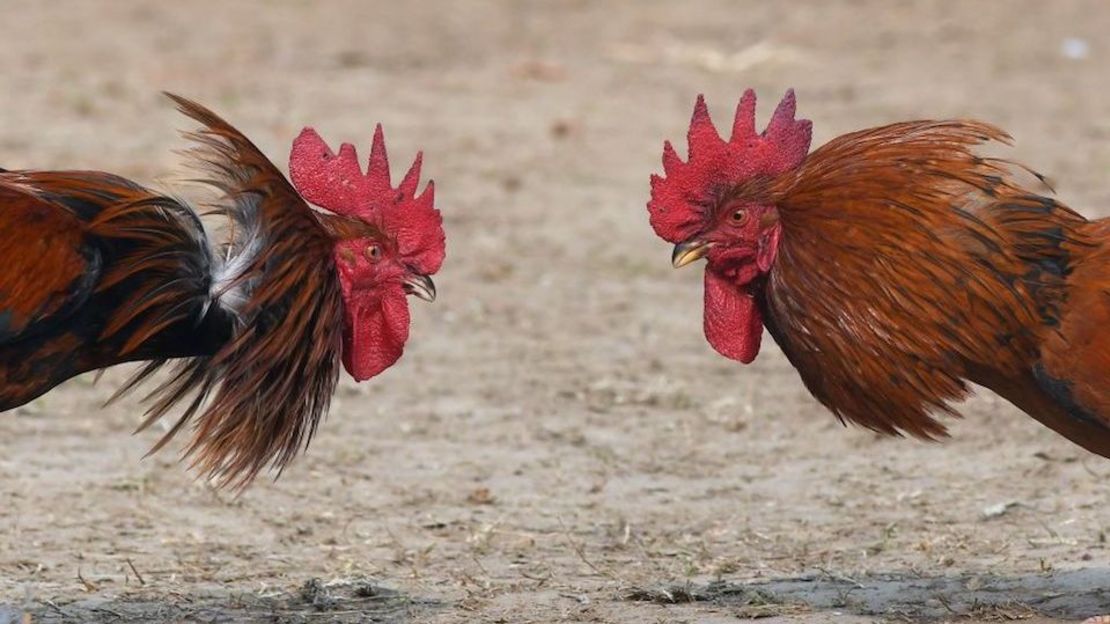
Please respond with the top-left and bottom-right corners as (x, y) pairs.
(0, 95), (445, 488)
(647, 89), (1109, 458)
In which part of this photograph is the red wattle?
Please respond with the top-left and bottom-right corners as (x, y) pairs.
(703, 268), (763, 364)
(342, 285), (410, 381)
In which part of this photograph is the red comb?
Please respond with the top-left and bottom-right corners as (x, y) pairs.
(648, 89), (812, 243)
(290, 125), (445, 274)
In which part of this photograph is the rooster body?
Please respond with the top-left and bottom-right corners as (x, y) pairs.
(0, 96), (444, 487)
(0, 171), (237, 408)
(1008, 217), (1110, 455)
(649, 91), (1110, 457)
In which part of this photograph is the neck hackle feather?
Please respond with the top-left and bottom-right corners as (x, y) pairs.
(110, 95), (345, 490)
(766, 119), (1092, 439)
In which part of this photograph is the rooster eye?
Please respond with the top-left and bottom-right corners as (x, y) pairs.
(365, 244), (382, 262)
(730, 208), (748, 225)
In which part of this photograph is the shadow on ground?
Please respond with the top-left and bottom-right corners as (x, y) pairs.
(626, 568), (1110, 621)
(0, 578), (436, 624)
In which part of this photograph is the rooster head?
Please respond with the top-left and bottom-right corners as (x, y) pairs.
(289, 125), (445, 381)
(647, 89), (811, 363)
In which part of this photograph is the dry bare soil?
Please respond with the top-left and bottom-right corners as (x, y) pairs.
(2, 2), (1110, 622)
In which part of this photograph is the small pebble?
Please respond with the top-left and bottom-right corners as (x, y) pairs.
(1061, 37), (1090, 60)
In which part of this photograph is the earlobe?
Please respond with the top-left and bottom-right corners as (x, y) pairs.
(337, 247), (356, 266)
(756, 226), (781, 273)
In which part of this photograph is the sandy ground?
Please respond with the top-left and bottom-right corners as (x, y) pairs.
(2, 1), (1110, 622)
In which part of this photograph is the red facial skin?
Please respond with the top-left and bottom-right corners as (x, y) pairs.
(700, 201), (782, 363)
(703, 201), (782, 284)
(332, 237), (412, 381)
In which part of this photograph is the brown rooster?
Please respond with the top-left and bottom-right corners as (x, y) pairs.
(647, 89), (1109, 458)
(0, 94), (445, 488)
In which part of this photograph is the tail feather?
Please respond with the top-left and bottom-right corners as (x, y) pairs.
(84, 192), (217, 351)
(9, 170), (224, 357)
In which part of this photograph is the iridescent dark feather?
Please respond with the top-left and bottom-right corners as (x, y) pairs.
(0, 171), (226, 408)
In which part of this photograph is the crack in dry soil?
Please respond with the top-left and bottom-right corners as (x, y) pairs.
(626, 568), (1110, 621)
(2, 579), (436, 624)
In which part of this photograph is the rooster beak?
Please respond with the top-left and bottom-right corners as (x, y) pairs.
(672, 239), (713, 269)
(403, 274), (436, 302)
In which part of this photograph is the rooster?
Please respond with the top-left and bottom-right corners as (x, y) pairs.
(647, 89), (1109, 459)
(0, 94), (445, 488)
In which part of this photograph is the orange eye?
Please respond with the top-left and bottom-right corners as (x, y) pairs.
(730, 208), (748, 225)
(365, 244), (382, 262)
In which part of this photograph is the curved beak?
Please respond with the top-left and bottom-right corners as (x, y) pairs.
(672, 239), (713, 269)
(403, 274), (436, 302)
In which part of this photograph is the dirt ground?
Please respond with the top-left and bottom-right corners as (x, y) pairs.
(2, 1), (1110, 622)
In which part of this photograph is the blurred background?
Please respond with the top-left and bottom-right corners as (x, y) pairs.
(2, 2), (1108, 623)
